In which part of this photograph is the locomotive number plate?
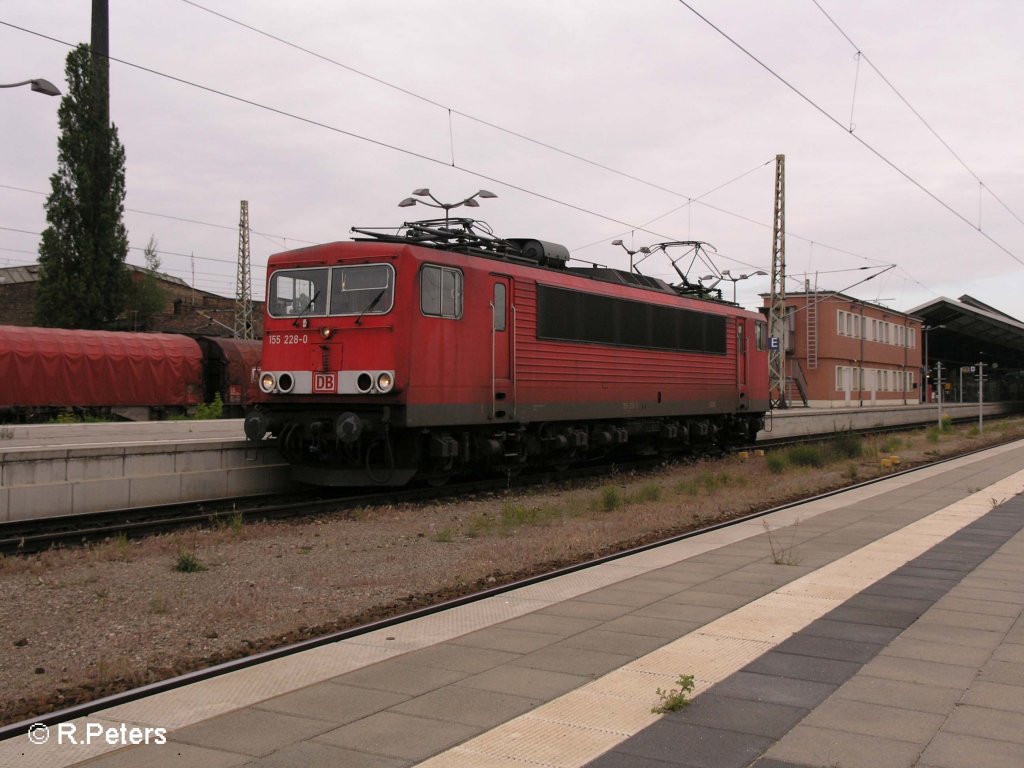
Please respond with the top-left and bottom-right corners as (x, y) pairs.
(267, 333), (309, 345)
(313, 373), (337, 393)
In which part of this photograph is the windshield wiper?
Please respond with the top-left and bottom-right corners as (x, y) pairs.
(292, 291), (319, 327)
(355, 289), (386, 326)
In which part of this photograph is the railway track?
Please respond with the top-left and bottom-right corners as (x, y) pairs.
(0, 459), (664, 555)
(2, 417), (1017, 556)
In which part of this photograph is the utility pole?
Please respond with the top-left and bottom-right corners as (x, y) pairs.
(768, 154), (787, 408)
(234, 200), (254, 339)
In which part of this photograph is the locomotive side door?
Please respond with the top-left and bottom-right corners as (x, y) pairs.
(737, 318), (749, 408)
(490, 275), (514, 418)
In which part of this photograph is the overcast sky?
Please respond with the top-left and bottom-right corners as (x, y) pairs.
(2, 1), (1022, 317)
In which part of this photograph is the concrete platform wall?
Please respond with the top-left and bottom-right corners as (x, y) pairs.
(760, 401), (1015, 439)
(0, 440), (292, 522)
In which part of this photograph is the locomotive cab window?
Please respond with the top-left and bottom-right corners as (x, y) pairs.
(421, 265), (463, 319)
(268, 268), (328, 318)
(329, 264), (394, 316)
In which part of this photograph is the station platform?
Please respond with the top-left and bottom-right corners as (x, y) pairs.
(4, 441), (1024, 768)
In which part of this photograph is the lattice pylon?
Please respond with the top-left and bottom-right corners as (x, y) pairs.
(234, 200), (254, 339)
(768, 155), (787, 408)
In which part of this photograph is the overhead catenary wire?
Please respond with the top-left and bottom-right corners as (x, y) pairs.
(674, 0), (1024, 270)
(168, 4), (905, 272)
(811, 0), (1024, 230)
(0, 16), (933, 299)
(0, 183), (317, 245)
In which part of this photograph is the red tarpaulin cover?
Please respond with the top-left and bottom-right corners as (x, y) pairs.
(0, 326), (203, 408)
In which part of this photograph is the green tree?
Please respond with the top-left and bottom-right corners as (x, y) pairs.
(126, 235), (167, 329)
(35, 43), (130, 328)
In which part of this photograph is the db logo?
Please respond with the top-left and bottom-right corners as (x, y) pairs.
(313, 373), (337, 393)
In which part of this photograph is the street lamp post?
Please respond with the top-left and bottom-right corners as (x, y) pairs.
(921, 324), (945, 403)
(398, 188), (497, 227)
(0, 78), (61, 96)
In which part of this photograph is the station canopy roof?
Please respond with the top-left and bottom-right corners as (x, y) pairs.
(908, 295), (1024, 369)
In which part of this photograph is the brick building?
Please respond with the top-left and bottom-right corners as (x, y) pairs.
(765, 291), (924, 407)
(0, 264), (263, 338)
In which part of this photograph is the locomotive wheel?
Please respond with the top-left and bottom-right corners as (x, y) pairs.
(279, 424), (304, 462)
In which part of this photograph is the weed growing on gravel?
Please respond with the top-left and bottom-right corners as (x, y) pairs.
(95, 533), (132, 563)
(652, 673), (696, 714)
(786, 444), (827, 468)
(630, 484), (663, 503)
(215, 510), (245, 534)
(829, 430), (863, 459)
(149, 593), (169, 614)
(926, 427), (941, 443)
(880, 435), (903, 453)
(501, 500), (538, 528)
(765, 452), (788, 474)
(675, 470), (735, 495)
(844, 463), (859, 481)
(592, 486), (622, 512)
(174, 545), (206, 573)
(433, 527), (454, 543)
(465, 513), (494, 538)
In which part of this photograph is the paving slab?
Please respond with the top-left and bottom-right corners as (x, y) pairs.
(557, 628), (672, 657)
(592, 721), (772, 768)
(918, 731), (1024, 768)
(172, 707), (334, 757)
(389, 685), (542, 728)
(800, 697), (945, 742)
(507, 644), (635, 677)
(329, 660), (469, 696)
(253, 682), (408, 724)
(760, 724), (923, 768)
(314, 711), (480, 762)
(833, 675), (964, 715)
(960, 680), (1024, 713)
(244, 740), (408, 768)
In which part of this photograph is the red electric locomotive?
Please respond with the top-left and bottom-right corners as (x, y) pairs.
(245, 218), (769, 485)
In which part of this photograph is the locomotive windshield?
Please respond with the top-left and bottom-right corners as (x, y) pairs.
(268, 265), (394, 318)
(268, 268), (328, 318)
(330, 264), (394, 315)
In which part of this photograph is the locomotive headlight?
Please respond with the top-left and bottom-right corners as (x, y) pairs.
(320, 327), (334, 339)
(259, 372), (277, 393)
(377, 371), (394, 393)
